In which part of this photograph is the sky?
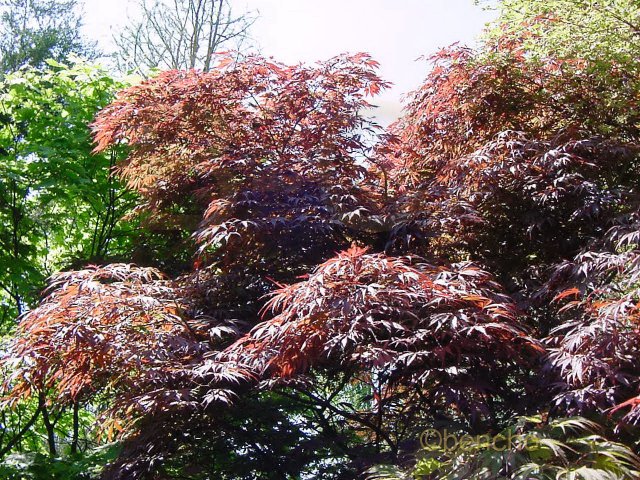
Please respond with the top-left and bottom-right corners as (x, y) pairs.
(82, 0), (496, 124)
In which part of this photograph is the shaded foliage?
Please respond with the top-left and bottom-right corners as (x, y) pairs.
(370, 416), (640, 480)
(543, 209), (640, 423)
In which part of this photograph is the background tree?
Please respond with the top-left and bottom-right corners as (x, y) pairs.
(0, 0), (96, 73)
(483, 0), (640, 68)
(113, 0), (256, 74)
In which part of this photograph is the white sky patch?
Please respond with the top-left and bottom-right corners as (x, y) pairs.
(82, 0), (496, 125)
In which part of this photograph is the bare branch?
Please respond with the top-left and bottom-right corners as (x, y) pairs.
(113, 0), (256, 73)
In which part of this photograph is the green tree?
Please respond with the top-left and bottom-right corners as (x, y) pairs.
(0, 59), (134, 327)
(0, 0), (96, 73)
(484, 0), (640, 68)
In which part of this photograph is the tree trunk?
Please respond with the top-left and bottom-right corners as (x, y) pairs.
(39, 393), (57, 457)
(70, 402), (79, 455)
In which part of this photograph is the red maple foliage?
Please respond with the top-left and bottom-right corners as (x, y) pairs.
(543, 211), (640, 422)
(228, 246), (541, 436)
(2, 264), (250, 434)
(3, 53), (403, 477)
(90, 53), (393, 333)
(382, 43), (640, 289)
(381, 40), (640, 430)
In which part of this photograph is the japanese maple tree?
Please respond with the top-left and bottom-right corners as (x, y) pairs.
(1, 51), (543, 478)
(380, 17), (640, 465)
